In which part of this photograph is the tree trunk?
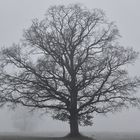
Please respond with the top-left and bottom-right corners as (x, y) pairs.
(69, 110), (80, 137)
(69, 89), (80, 137)
(68, 76), (80, 137)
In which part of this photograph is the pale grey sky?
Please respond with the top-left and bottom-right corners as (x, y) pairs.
(0, 0), (140, 133)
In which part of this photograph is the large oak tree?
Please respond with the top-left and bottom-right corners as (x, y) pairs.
(0, 4), (140, 137)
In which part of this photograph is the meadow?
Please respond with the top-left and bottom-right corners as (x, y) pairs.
(0, 132), (140, 140)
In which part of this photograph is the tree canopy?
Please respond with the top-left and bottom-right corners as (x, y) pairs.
(0, 4), (139, 136)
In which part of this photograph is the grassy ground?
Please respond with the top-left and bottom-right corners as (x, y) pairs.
(0, 132), (93, 140)
(0, 135), (93, 140)
(0, 132), (140, 140)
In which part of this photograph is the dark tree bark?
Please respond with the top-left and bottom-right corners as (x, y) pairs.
(69, 110), (79, 136)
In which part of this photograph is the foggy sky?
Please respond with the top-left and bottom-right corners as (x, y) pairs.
(0, 0), (140, 133)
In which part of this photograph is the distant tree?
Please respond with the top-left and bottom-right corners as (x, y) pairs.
(12, 107), (36, 132)
(0, 4), (140, 137)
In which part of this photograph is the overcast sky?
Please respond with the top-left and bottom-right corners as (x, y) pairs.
(0, 0), (140, 133)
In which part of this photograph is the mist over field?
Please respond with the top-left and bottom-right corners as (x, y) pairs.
(0, 107), (140, 140)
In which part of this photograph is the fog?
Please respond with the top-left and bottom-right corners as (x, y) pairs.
(0, 0), (140, 134)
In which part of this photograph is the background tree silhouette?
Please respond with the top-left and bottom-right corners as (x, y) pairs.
(12, 107), (37, 132)
(0, 4), (140, 137)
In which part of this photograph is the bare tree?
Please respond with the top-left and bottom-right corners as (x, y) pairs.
(12, 107), (36, 132)
(0, 4), (140, 137)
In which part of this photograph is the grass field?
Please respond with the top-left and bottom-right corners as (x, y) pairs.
(0, 132), (140, 140)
